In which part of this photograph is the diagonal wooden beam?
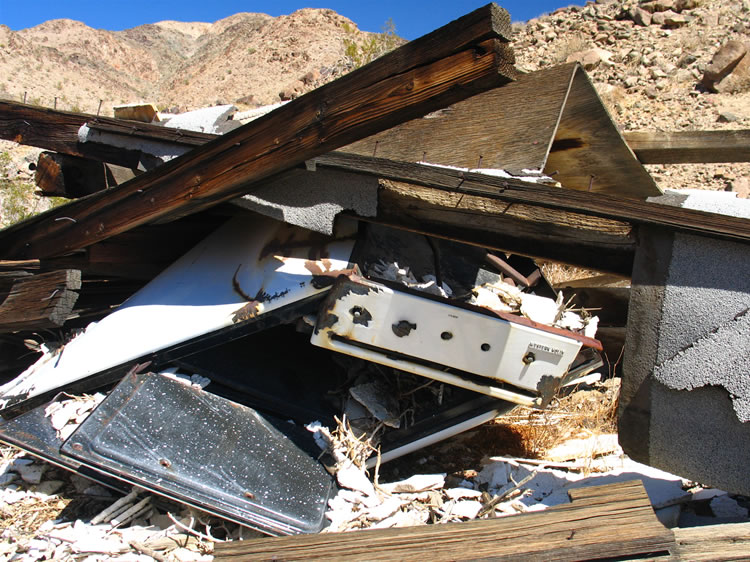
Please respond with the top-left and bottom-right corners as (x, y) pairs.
(0, 4), (517, 260)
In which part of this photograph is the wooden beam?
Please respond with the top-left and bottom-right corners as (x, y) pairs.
(0, 270), (81, 332)
(371, 179), (636, 275)
(213, 480), (675, 561)
(625, 130), (750, 164)
(312, 152), (750, 244)
(0, 4), (518, 260)
(0, 102), (144, 168)
(35, 152), (135, 198)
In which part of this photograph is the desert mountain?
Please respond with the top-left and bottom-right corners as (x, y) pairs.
(0, 8), (367, 115)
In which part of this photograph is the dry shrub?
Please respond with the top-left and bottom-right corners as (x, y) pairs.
(494, 379), (620, 459)
(553, 34), (589, 64)
(597, 83), (628, 115)
(539, 262), (603, 287)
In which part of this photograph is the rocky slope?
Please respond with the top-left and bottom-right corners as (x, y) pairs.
(0, 8), (369, 116)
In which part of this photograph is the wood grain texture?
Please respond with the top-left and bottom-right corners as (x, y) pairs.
(0, 269), (81, 332)
(341, 63), (574, 174)
(672, 521), (750, 561)
(625, 130), (750, 164)
(213, 480), (675, 561)
(0, 102), (143, 168)
(85, 118), (216, 146)
(313, 152), (750, 244)
(545, 66), (661, 199)
(35, 152), (131, 198)
(0, 12), (517, 260)
(374, 180), (636, 275)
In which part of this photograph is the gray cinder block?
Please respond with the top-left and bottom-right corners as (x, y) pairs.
(619, 190), (750, 494)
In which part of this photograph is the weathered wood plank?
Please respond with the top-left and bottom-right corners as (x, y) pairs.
(0, 270), (81, 332)
(213, 480), (675, 561)
(35, 152), (135, 198)
(313, 152), (750, 244)
(373, 179), (636, 275)
(341, 63), (574, 174)
(0, 5), (518, 260)
(545, 66), (661, 199)
(0, 102), (144, 168)
(85, 118), (216, 146)
(672, 521), (750, 561)
(625, 130), (750, 164)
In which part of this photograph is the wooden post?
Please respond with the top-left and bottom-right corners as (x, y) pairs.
(0, 270), (81, 332)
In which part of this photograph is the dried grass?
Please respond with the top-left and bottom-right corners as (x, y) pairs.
(539, 262), (603, 287)
(552, 34), (590, 64)
(0, 495), (71, 542)
(494, 379), (620, 460)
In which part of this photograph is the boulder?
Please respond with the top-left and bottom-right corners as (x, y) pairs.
(640, 0), (676, 13)
(279, 80), (305, 101)
(301, 69), (321, 86)
(631, 7), (653, 26)
(729, 177), (750, 199)
(675, 0), (701, 10)
(651, 11), (666, 25)
(565, 48), (613, 71)
(702, 41), (749, 92)
(662, 11), (693, 27)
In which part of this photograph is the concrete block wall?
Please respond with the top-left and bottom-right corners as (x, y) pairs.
(619, 190), (750, 494)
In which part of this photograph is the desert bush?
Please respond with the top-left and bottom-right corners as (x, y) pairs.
(342, 19), (403, 69)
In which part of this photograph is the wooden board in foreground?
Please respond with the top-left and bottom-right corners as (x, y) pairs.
(545, 66), (660, 199)
(672, 521), (750, 561)
(213, 480), (675, 561)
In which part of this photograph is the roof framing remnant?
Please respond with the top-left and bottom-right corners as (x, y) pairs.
(0, 3), (517, 261)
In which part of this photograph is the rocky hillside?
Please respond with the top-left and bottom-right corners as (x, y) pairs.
(0, 8), (371, 115)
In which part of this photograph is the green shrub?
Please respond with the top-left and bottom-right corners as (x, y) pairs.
(343, 18), (402, 69)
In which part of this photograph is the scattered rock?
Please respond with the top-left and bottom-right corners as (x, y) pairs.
(35, 480), (65, 496)
(632, 7), (653, 26)
(662, 11), (692, 27)
(717, 111), (740, 122)
(702, 41), (748, 92)
(301, 69), (321, 85)
(640, 0), (677, 13)
(566, 48), (613, 70)
(16, 462), (47, 484)
(728, 177), (750, 198)
(651, 11), (667, 25)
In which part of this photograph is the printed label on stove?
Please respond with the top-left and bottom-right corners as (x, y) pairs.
(527, 342), (564, 365)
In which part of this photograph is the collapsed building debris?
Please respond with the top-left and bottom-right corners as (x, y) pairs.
(0, 1), (749, 557)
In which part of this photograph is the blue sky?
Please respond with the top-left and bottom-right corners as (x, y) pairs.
(0, 1), (583, 40)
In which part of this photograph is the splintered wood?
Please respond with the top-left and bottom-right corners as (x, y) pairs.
(0, 269), (81, 332)
(213, 481), (676, 561)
